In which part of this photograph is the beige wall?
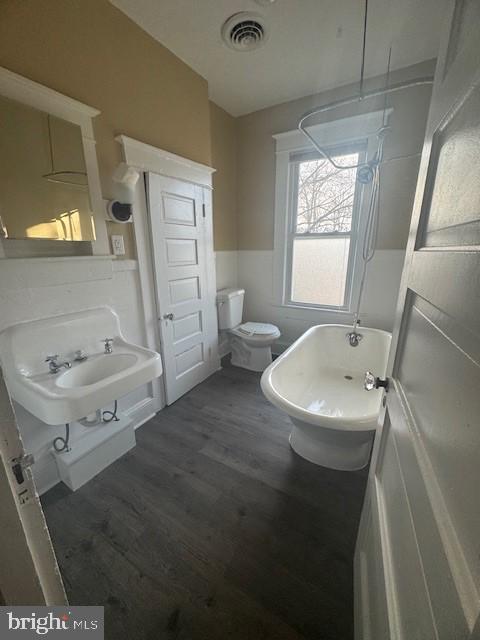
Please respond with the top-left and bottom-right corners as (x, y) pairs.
(209, 102), (238, 251)
(237, 59), (435, 251)
(0, 2), (434, 257)
(0, 0), (212, 258)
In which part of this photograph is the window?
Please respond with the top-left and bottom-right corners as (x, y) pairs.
(273, 111), (390, 314)
(286, 146), (364, 309)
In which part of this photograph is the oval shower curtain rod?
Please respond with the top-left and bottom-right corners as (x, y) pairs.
(298, 75), (434, 131)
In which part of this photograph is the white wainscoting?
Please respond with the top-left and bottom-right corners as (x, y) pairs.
(214, 251), (239, 358)
(214, 250), (238, 291)
(238, 250), (405, 352)
(0, 256), (159, 494)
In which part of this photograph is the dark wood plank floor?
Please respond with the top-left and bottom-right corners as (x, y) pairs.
(42, 359), (368, 640)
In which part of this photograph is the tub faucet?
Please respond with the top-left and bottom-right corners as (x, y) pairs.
(346, 319), (362, 347)
(45, 355), (72, 374)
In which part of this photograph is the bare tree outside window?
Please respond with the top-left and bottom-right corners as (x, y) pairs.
(289, 149), (361, 307)
(296, 153), (359, 234)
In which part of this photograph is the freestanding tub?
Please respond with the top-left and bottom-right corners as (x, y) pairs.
(260, 324), (391, 470)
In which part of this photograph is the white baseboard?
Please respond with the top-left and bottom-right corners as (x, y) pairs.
(218, 344), (232, 359)
(125, 396), (157, 430)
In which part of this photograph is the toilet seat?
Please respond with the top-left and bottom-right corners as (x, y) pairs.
(237, 322), (279, 337)
(230, 322), (280, 342)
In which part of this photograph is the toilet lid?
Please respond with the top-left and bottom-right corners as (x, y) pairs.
(237, 322), (279, 336)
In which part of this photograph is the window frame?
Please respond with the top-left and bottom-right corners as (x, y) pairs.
(272, 109), (392, 317)
(285, 143), (367, 311)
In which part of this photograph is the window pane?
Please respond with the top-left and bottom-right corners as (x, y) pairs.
(295, 152), (359, 233)
(291, 237), (350, 306)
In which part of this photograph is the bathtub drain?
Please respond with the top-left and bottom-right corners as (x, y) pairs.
(344, 375), (353, 380)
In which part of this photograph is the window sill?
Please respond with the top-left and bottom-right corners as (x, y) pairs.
(273, 301), (354, 315)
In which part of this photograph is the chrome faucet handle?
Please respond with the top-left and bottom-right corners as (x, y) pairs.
(45, 354), (71, 373)
(102, 338), (114, 354)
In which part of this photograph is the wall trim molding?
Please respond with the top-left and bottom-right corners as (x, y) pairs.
(0, 66), (100, 135)
(116, 135), (216, 188)
(0, 255), (112, 266)
(114, 148), (166, 413)
(115, 135), (222, 413)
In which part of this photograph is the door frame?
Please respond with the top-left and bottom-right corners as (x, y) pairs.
(115, 135), (217, 410)
(0, 371), (67, 604)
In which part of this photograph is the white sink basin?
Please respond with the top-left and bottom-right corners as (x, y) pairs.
(0, 307), (163, 425)
(56, 354), (138, 389)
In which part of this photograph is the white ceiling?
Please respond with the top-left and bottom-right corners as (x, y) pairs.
(110, 0), (449, 116)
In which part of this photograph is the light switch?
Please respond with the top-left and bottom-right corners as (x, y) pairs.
(111, 234), (125, 256)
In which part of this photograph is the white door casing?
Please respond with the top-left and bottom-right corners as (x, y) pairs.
(0, 371), (66, 604)
(147, 173), (219, 404)
(355, 2), (480, 639)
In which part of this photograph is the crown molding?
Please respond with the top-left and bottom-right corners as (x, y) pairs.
(116, 135), (215, 188)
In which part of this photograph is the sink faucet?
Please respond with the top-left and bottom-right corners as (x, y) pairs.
(45, 355), (72, 374)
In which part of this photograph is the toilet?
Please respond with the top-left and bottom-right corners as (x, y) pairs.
(216, 288), (280, 372)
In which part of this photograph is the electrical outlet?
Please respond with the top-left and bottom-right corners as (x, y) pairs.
(111, 234), (125, 256)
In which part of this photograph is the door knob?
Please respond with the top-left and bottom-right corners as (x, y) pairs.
(163, 313), (174, 321)
(364, 371), (389, 392)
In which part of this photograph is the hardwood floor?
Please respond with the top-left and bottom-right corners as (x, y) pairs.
(42, 360), (368, 640)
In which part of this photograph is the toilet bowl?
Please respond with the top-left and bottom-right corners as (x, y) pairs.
(230, 321), (281, 372)
(216, 289), (280, 372)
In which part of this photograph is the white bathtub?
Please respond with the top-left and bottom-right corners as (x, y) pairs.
(260, 324), (391, 470)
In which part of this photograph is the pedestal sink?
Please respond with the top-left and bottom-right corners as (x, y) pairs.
(0, 307), (163, 425)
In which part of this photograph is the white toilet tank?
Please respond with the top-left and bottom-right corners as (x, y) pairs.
(216, 288), (245, 330)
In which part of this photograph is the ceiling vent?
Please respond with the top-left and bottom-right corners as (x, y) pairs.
(221, 12), (268, 52)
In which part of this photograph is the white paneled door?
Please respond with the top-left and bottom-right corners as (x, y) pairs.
(355, 2), (480, 639)
(147, 173), (219, 405)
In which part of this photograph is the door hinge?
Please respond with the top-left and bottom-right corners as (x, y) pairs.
(11, 453), (35, 485)
(202, 203), (206, 218)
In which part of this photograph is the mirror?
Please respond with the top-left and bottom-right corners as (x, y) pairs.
(0, 95), (96, 242)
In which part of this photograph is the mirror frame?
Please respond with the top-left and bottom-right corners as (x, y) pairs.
(0, 66), (109, 257)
